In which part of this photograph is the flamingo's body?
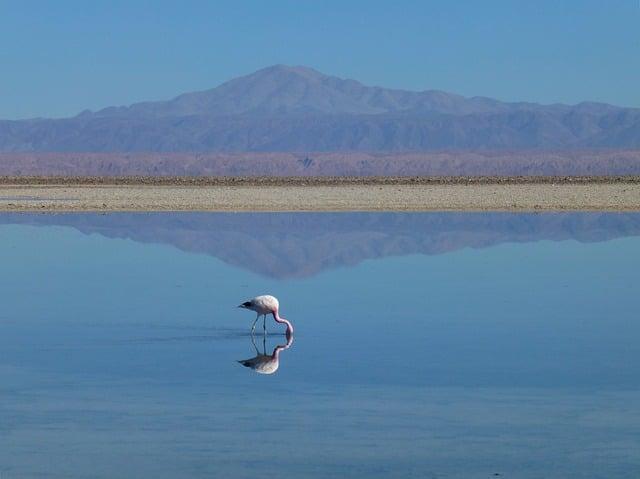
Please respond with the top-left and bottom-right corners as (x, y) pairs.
(237, 335), (293, 375)
(238, 294), (294, 337)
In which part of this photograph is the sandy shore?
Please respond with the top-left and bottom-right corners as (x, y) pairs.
(1, 177), (639, 211)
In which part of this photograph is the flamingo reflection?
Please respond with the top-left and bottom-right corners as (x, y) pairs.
(237, 334), (294, 375)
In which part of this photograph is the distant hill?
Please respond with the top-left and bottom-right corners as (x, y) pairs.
(1, 65), (640, 153)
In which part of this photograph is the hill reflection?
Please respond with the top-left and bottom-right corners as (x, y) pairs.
(1, 212), (639, 279)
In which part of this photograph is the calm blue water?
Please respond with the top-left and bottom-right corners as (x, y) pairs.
(0, 212), (639, 478)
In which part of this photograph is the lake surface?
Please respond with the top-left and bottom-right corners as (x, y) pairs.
(1, 212), (639, 479)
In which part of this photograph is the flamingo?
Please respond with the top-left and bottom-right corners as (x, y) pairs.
(237, 334), (294, 375)
(238, 294), (294, 338)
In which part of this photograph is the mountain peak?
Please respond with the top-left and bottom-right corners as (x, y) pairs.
(90, 64), (403, 118)
(4, 65), (638, 153)
(89, 64), (484, 118)
(56, 65), (640, 122)
(253, 64), (326, 79)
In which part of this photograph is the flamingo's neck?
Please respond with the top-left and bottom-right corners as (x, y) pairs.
(273, 309), (294, 338)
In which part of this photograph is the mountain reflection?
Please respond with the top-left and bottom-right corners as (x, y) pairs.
(238, 334), (294, 375)
(1, 212), (639, 278)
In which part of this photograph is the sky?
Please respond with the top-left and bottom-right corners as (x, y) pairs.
(0, 0), (639, 119)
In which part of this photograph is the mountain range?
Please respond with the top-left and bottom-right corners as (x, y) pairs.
(2, 212), (639, 278)
(2, 65), (640, 153)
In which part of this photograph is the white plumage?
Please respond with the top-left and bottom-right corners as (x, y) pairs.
(241, 295), (279, 315)
(238, 294), (280, 334)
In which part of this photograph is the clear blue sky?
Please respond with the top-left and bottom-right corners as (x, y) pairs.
(1, 0), (638, 119)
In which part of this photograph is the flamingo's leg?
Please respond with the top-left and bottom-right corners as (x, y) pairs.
(263, 314), (267, 335)
(251, 313), (259, 335)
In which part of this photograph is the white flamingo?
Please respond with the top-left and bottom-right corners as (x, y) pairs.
(238, 294), (294, 337)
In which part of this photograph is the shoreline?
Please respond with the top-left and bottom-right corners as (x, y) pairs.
(2, 175), (640, 186)
(1, 177), (640, 211)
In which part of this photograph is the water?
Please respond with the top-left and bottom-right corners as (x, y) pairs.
(0, 212), (639, 478)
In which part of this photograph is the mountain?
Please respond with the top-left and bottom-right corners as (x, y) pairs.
(84, 65), (523, 118)
(2, 212), (639, 279)
(1, 65), (640, 153)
